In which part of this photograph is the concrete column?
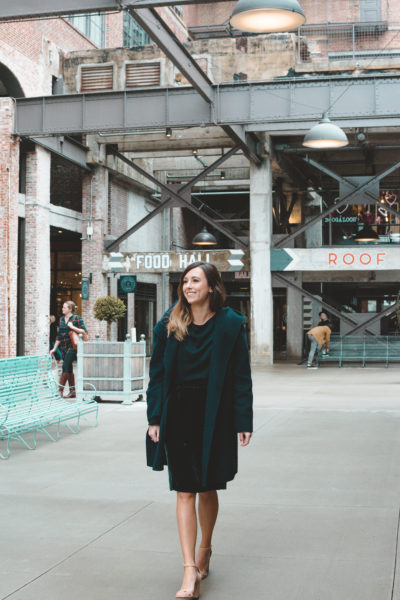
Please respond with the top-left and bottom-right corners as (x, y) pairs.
(250, 156), (273, 366)
(0, 99), (19, 357)
(24, 146), (51, 355)
(286, 273), (304, 361)
(81, 167), (108, 339)
(127, 292), (135, 338)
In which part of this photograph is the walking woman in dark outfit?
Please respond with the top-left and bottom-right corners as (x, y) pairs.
(146, 262), (253, 599)
(50, 301), (87, 398)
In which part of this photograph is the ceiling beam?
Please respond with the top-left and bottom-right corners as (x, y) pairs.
(15, 75), (400, 137)
(0, 0), (227, 21)
(28, 135), (91, 170)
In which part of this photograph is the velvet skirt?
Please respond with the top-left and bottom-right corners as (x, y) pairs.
(166, 381), (227, 493)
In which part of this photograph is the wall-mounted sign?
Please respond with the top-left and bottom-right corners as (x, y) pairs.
(81, 280), (89, 300)
(103, 250), (250, 274)
(104, 247), (400, 274)
(324, 216), (357, 223)
(119, 275), (137, 293)
(271, 248), (400, 271)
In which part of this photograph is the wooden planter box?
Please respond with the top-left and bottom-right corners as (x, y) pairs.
(76, 335), (146, 404)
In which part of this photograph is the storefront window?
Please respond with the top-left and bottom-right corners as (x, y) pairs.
(51, 250), (82, 317)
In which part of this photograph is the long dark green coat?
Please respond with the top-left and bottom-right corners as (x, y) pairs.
(146, 306), (253, 487)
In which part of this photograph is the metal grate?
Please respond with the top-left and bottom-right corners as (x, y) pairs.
(80, 65), (113, 92)
(125, 62), (161, 88)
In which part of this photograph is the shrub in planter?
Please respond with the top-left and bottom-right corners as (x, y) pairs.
(93, 296), (127, 339)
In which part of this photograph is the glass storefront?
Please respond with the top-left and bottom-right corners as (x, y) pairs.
(50, 228), (82, 319)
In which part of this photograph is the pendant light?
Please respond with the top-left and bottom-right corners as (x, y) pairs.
(192, 226), (217, 246)
(303, 113), (349, 149)
(230, 0), (305, 33)
(354, 225), (380, 242)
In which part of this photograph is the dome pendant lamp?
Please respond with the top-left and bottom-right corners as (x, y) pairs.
(303, 113), (349, 149)
(192, 226), (217, 247)
(354, 225), (379, 242)
(230, 0), (306, 33)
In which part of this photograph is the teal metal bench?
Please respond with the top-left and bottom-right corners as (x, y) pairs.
(318, 335), (400, 367)
(0, 355), (98, 459)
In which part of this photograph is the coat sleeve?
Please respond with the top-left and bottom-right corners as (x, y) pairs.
(146, 321), (167, 426)
(232, 324), (253, 433)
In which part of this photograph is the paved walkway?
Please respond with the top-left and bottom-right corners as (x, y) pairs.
(2, 364), (400, 600)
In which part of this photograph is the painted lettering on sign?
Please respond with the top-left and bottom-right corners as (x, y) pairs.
(324, 217), (357, 223)
(328, 252), (387, 266)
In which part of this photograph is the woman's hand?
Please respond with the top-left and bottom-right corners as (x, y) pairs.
(239, 432), (252, 447)
(148, 425), (160, 443)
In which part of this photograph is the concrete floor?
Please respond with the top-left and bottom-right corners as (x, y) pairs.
(1, 364), (400, 600)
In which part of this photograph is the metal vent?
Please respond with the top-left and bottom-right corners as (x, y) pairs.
(125, 62), (161, 88)
(81, 65), (113, 92)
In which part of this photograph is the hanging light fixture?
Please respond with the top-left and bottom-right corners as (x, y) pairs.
(354, 225), (380, 242)
(192, 226), (217, 246)
(230, 0), (305, 33)
(303, 113), (349, 149)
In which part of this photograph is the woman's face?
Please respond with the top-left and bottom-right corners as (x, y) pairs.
(182, 267), (212, 307)
(62, 303), (71, 315)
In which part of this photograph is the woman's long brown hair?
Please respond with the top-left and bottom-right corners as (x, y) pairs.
(167, 262), (226, 341)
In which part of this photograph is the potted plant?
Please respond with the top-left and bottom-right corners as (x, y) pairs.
(93, 296), (127, 340)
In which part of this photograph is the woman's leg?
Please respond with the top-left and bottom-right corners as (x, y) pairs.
(196, 490), (218, 575)
(176, 492), (199, 593)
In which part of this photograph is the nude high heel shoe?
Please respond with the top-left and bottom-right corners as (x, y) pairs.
(176, 564), (201, 599)
(196, 546), (212, 580)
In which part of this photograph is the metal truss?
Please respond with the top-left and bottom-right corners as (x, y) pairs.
(274, 273), (379, 336)
(0, 0), (227, 20)
(15, 75), (400, 138)
(344, 303), (396, 336)
(28, 136), (91, 170)
(106, 146), (247, 251)
(274, 158), (400, 248)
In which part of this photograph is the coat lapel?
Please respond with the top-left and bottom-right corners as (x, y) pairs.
(202, 308), (243, 482)
(163, 334), (178, 388)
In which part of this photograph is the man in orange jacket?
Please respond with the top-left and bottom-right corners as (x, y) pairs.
(306, 324), (331, 369)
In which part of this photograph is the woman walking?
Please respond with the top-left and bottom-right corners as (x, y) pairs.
(146, 262), (253, 599)
(50, 300), (87, 398)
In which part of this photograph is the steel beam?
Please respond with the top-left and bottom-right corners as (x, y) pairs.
(29, 135), (91, 170)
(106, 147), (246, 250)
(274, 159), (400, 248)
(0, 0), (227, 21)
(343, 303), (396, 336)
(131, 8), (214, 104)
(273, 273), (378, 336)
(129, 8), (261, 164)
(15, 75), (400, 137)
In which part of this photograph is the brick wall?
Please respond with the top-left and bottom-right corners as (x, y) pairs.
(106, 11), (124, 48)
(0, 99), (19, 357)
(24, 147), (51, 356)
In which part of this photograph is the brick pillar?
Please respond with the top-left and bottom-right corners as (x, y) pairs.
(81, 167), (108, 338)
(24, 146), (51, 355)
(0, 99), (19, 358)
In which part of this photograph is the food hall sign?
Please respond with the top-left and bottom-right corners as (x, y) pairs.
(103, 250), (250, 273)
